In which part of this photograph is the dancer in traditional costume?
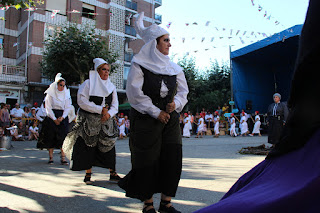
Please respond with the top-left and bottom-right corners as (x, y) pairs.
(37, 73), (72, 165)
(213, 111), (220, 138)
(240, 112), (249, 136)
(118, 113), (126, 139)
(229, 113), (237, 137)
(249, 111), (261, 136)
(63, 58), (121, 184)
(118, 12), (188, 213)
(182, 113), (191, 138)
(195, 1), (320, 212)
(196, 113), (205, 138)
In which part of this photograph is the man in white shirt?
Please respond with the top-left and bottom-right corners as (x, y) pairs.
(10, 103), (24, 123)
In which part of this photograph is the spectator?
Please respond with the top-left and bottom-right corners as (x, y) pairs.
(213, 111), (220, 138)
(33, 102), (40, 112)
(188, 111), (194, 135)
(28, 121), (39, 140)
(216, 106), (222, 116)
(29, 108), (37, 120)
(9, 123), (24, 141)
(196, 113), (205, 138)
(23, 106), (30, 118)
(124, 115), (130, 136)
(10, 103), (24, 123)
(205, 111), (213, 129)
(1, 104), (10, 131)
(222, 103), (230, 115)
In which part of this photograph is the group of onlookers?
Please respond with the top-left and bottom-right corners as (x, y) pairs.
(0, 102), (42, 141)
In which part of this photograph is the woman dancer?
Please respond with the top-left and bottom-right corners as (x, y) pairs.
(63, 58), (120, 184)
(182, 113), (191, 138)
(37, 73), (72, 165)
(213, 111), (220, 138)
(118, 12), (188, 213)
(249, 111), (261, 136)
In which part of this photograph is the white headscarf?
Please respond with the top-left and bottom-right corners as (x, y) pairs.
(132, 12), (182, 76)
(89, 58), (115, 97)
(44, 73), (70, 101)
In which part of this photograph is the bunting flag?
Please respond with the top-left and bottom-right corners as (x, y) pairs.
(25, 7), (36, 11)
(205, 21), (210, 26)
(282, 36), (286, 42)
(250, 0), (284, 27)
(192, 22), (198, 25)
(201, 37), (205, 42)
(166, 22), (172, 29)
(211, 37), (214, 42)
(0, 6), (10, 11)
(236, 30), (240, 36)
(70, 10), (80, 13)
(51, 10), (59, 19)
(251, 0), (255, 6)
(185, 23), (189, 26)
(239, 37), (245, 44)
(258, 5), (262, 11)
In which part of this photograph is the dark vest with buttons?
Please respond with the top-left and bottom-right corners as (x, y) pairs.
(140, 66), (177, 111)
(80, 93), (113, 114)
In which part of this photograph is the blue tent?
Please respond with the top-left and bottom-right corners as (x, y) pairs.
(230, 25), (303, 114)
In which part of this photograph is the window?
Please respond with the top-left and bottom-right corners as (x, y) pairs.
(123, 65), (130, 90)
(82, 3), (95, 19)
(0, 35), (3, 50)
(46, 0), (67, 15)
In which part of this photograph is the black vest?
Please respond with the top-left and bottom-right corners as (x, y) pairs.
(140, 66), (177, 111)
(81, 94), (113, 114)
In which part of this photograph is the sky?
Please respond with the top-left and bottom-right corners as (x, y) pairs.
(156, 0), (310, 70)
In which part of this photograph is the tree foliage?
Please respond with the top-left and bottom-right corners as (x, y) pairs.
(41, 22), (118, 85)
(0, 0), (42, 8)
(178, 56), (231, 113)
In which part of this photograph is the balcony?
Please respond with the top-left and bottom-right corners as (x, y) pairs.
(154, 0), (162, 8)
(0, 65), (26, 84)
(126, 0), (137, 11)
(125, 25), (136, 37)
(124, 52), (134, 62)
(155, 13), (162, 24)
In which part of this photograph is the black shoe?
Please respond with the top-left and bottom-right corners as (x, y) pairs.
(48, 160), (54, 165)
(84, 173), (93, 185)
(159, 200), (181, 213)
(60, 156), (69, 165)
(109, 172), (121, 182)
(143, 202), (156, 213)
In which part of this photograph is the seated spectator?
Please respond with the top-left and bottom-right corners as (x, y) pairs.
(8, 123), (23, 141)
(10, 103), (24, 123)
(28, 121), (39, 140)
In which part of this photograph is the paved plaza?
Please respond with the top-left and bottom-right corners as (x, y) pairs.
(0, 135), (269, 213)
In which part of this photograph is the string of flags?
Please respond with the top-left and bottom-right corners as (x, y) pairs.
(250, 0), (285, 28)
(0, 5), (114, 19)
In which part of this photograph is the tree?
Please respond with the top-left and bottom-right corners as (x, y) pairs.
(41, 22), (118, 84)
(0, 0), (42, 8)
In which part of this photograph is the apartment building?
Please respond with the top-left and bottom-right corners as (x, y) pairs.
(0, 0), (162, 107)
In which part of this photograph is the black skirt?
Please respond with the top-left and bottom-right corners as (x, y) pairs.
(268, 117), (284, 144)
(37, 109), (69, 149)
(118, 108), (182, 201)
(70, 136), (116, 171)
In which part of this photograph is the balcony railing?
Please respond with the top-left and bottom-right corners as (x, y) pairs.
(155, 13), (162, 23)
(126, 0), (137, 11)
(0, 65), (27, 84)
(154, 0), (162, 8)
(125, 25), (137, 37)
(124, 52), (134, 62)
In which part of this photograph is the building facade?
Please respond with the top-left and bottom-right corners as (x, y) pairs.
(0, 0), (162, 107)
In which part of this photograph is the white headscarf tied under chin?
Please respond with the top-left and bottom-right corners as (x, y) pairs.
(44, 73), (70, 101)
(132, 12), (182, 76)
(89, 58), (115, 97)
